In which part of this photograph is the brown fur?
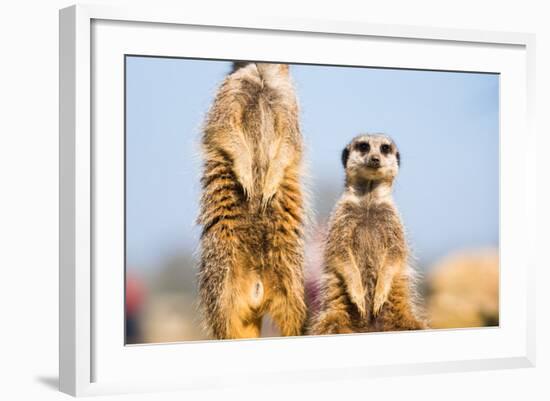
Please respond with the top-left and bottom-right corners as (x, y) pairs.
(197, 63), (306, 339)
(310, 134), (426, 335)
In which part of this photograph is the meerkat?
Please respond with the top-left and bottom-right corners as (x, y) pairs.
(197, 62), (307, 340)
(310, 134), (426, 335)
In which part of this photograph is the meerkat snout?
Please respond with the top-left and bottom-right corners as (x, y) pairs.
(367, 155), (381, 168)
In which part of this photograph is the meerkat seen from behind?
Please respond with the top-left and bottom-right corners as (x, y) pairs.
(197, 63), (307, 340)
(310, 134), (426, 335)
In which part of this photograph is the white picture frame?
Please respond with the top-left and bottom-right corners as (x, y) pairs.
(59, 3), (536, 397)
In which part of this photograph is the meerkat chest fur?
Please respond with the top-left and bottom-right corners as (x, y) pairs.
(345, 196), (406, 274)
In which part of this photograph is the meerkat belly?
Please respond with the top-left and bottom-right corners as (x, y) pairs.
(355, 225), (387, 267)
(357, 209), (395, 261)
(352, 224), (389, 300)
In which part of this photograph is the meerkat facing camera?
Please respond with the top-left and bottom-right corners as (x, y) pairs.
(197, 63), (307, 339)
(310, 134), (426, 335)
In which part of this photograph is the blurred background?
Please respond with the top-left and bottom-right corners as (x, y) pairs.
(125, 57), (499, 344)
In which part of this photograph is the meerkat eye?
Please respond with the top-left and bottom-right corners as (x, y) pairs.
(380, 144), (391, 154)
(356, 142), (370, 153)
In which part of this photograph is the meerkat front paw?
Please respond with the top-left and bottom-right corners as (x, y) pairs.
(373, 264), (399, 316)
(372, 291), (387, 316)
(261, 169), (282, 208)
(234, 160), (254, 199)
(237, 169), (253, 199)
(348, 283), (367, 319)
(239, 174), (254, 200)
(261, 187), (277, 209)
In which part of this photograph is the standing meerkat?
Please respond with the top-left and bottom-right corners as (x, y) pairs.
(197, 62), (307, 340)
(310, 134), (426, 335)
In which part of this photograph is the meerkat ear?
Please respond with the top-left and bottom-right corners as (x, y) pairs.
(396, 151), (401, 167)
(278, 64), (289, 76)
(341, 147), (350, 168)
(231, 61), (251, 73)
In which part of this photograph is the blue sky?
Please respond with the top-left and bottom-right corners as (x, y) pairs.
(125, 56), (499, 271)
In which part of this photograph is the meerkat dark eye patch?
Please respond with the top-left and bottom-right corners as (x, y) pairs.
(396, 151), (401, 166)
(380, 144), (391, 154)
(355, 142), (370, 153)
(341, 147), (350, 168)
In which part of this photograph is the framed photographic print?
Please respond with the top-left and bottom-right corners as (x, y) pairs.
(59, 4), (536, 397)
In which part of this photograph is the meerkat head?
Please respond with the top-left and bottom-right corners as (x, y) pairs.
(341, 134), (401, 184)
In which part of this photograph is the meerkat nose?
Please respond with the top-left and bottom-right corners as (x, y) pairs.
(368, 156), (381, 168)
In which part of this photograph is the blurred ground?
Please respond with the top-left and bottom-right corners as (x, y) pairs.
(126, 233), (499, 343)
(426, 249), (499, 329)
